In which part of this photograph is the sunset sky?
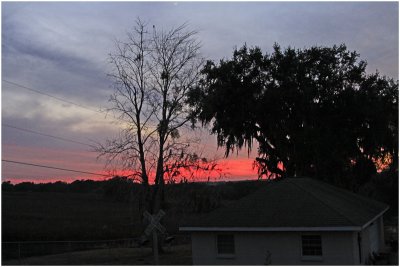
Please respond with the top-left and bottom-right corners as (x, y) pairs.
(2, 2), (398, 183)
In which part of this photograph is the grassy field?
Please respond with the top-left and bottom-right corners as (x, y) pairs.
(2, 192), (142, 242)
(2, 245), (192, 265)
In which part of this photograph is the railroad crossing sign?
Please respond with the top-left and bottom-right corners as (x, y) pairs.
(143, 210), (166, 265)
(144, 210), (166, 236)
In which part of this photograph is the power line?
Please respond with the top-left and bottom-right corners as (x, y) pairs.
(3, 79), (132, 125)
(3, 123), (93, 147)
(2, 79), (100, 114)
(2, 159), (110, 177)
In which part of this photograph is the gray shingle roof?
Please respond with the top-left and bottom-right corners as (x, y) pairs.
(181, 178), (388, 229)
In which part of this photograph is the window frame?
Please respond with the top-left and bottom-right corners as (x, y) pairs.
(301, 234), (323, 261)
(215, 233), (235, 258)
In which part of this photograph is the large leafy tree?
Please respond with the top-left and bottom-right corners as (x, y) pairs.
(188, 44), (398, 188)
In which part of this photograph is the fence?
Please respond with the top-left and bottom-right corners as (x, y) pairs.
(2, 234), (191, 263)
(2, 238), (137, 261)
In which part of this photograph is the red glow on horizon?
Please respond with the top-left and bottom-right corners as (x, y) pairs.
(3, 156), (259, 185)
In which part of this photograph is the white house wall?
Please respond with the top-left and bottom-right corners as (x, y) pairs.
(191, 231), (357, 265)
(360, 225), (371, 263)
(351, 231), (361, 264)
(359, 216), (385, 264)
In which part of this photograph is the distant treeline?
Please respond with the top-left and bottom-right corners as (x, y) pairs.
(2, 179), (105, 193)
(2, 176), (258, 194)
(2, 177), (151, 203)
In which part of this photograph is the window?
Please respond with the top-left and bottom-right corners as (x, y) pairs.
(216, 234), (235, 255)
(302, 235), (322, 257)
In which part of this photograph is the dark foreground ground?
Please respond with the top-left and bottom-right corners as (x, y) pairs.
(2, 245), (192, 265)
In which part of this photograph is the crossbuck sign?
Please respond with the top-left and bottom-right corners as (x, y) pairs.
(144, 210), (166, 236)
(143, 210), (166, 265)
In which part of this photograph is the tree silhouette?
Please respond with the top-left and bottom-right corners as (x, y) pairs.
(96, 19), (220, 215)
(189, 44), (398, 187)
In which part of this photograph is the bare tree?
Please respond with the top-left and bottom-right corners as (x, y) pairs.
(96, 19), (219, 214)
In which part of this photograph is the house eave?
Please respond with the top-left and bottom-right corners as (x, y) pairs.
(361, 205), (389, 230)
(180, 206), (389, 233)
(179, 226), (362, 232)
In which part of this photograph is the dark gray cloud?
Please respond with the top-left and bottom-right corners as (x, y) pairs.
(2, 7), (111, 106)
(190, 2), (398, 78)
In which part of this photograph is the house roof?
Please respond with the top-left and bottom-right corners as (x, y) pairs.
(180, 177), (389, 231)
